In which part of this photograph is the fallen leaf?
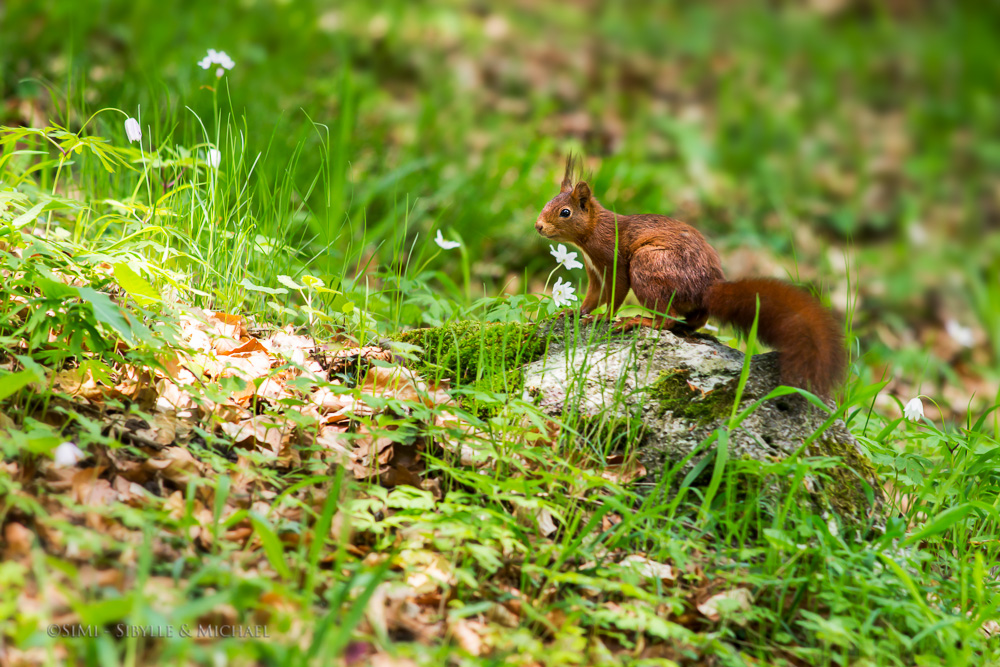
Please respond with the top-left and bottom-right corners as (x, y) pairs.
(601, 454), (647, 485)
(3, 522), (33, 556)
(222, 415), (289, 454)
(619, 554), (675, 583)
(450, 619), (484, 656)
(697, 587), (753, 624)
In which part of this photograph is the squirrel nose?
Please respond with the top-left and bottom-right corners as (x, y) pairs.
(535, 222), (543, 233)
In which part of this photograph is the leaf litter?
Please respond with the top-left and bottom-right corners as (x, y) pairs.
(4, 201), (785, 664)
(1, 270), (738, 663)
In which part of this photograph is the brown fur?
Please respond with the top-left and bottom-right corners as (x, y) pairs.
(535, 178), (846, 396)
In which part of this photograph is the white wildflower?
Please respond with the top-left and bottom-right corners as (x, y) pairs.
(206, 149), (221, 169)
(903, 397), (924, 421)
(53, 442), (85, 468)
(124, 117), (141, 143)
(550, 244), (583, 271)
(551, 277), (577, 308)
(945, 319), (974, 348)
(907, 222), (928, 246)
(434, 230), (461, 250)
(198, 49), (236, 77)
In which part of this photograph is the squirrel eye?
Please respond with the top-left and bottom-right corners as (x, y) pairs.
(559, 208), (571, 218)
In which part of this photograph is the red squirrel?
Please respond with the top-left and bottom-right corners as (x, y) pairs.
(534, 160), (846, 396)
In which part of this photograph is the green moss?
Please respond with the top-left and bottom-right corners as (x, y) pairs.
(397, 321), (550, 415)
(807, 438), (880, 520)
(647, 370), (737, 426)
(645, 369), (879, 525)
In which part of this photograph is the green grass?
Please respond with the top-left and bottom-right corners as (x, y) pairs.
(2, 1), (1000, 665)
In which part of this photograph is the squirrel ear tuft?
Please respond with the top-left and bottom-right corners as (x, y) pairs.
(561, 155), (574, 192)
(572, 180), (591, 209)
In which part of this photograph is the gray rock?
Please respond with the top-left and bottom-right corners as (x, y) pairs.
(522, 317), (882, 524)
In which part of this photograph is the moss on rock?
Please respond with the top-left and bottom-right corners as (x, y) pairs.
(806, 437), (880, 520)
(648, 370), (737, 426)
(397, 320), (550, 414)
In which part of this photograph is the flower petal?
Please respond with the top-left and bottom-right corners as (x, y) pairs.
(435, 230), (461, 250)
(903, 397), (924, 421)
(124, 117), (142, 143)
(53, 442), (85, 468)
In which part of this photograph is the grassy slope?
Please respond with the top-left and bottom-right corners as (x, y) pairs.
(1, 1), (999, 665)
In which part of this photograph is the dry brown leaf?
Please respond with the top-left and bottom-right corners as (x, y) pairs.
(534, 507), (558, 537)
(434, 411), (490, 467)
(113, 368), (158, 409)
(218, 350), (274, 381)
(220, 337), (267, 357)
(132, 412), (181, 446)
(63, 467), (118, 507)
(221, 415), (291, 456)
(403, 550), (455, 595)
(601, 513), (622, 533)
(365, 580), (442, 646)
(449, 619), (484, 656)
(254, 377), (290, 403)
(361, 365), (422, 403)
(208, 311), (247, 340)
(351, 428), (396, 474)
(366, 582), (409, 640)
(697, 587), (753, 623)
(213, 337), (245, 355)
(112, 475), (150, 506)
(601, 454), (648, 485)
(53, 367), (108, 401)
(144, 446), (207, 487)
(163, 490), (187, 521)
(619, 554), (675, 583)
(78, 565), (125, 590)
(3, 522), (33, 556)
(486, 601), (520, 628)
(311, 386), (354, 412)
(195, 602), (240, 637)
(315, 426), (352, 457)
(186, 328), (213, 355)
(265, 328), (319, 366)
(213, 400), (248, 424)
(32, 517), (65, 555)
(155, 378), (197, 412)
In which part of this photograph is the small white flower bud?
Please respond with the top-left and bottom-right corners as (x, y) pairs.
(53, 442), (85, 467)
(124, 117), (142, 143)
(903, 397), (924, 421)
(207, 149), (221, 169)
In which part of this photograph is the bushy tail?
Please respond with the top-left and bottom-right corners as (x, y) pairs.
(703, 278), (846, 396)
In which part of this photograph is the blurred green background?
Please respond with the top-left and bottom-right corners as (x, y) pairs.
(2, 0), (998, 415)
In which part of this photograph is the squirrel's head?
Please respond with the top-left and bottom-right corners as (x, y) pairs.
(535, 178), (598, 242)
